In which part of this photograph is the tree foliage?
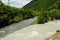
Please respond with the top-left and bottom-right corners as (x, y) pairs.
(38, 9), (60, 24)
(0, 2), (34, 28)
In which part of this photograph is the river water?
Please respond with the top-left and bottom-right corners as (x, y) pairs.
(0, 17), (37, 39)
(0, 20), (60, 40)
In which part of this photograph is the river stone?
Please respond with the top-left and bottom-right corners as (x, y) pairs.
(1, 20), (60, 40)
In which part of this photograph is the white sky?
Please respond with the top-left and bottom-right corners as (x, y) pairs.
(2, 0), (32, 8)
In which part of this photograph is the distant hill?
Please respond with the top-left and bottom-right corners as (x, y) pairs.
(23, 0), (60, 12)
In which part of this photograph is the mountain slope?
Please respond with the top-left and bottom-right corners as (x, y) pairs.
(23, 0), (59, 12)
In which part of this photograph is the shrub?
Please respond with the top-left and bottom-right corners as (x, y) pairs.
(48, 9), (60, 19)
(38, 12), (48, 24)
(0, 15), (9, 28)
(56, 30), (60, 32)
(13, 16), (22, 23)
(37, 9), (60, 24)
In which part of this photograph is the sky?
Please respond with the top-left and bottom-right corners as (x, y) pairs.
(2, 0), (32, 8)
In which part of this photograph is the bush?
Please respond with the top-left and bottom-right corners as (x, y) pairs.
(13, 16), (22, 23)
(48, 9), (60, 19)
(0, 15), (9, 28)
(37, 9), (60, 24)
(38, 12), (48, 24)
(56, 30), (60, 32)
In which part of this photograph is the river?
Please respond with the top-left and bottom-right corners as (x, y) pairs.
(1, 20), (60, 40)
(0, 17), (37, 39)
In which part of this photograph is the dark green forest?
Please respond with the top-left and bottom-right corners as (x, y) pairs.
(0, 2), (34, 28)
(23, 0), (59, 12)
(0, 0), (60, 28)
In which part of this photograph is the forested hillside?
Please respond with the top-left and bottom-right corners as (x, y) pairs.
(0, 2), (34, 28)
(23, 0), (60, 24)
(23, 0), (59, 11)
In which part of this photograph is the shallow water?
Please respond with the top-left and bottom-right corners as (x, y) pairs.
(1, 20), (60, 40)
(0, 17), (37, 39)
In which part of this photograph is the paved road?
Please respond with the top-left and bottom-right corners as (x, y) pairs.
(0, 17), (37, 39)
(1, 20), (60, 40)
